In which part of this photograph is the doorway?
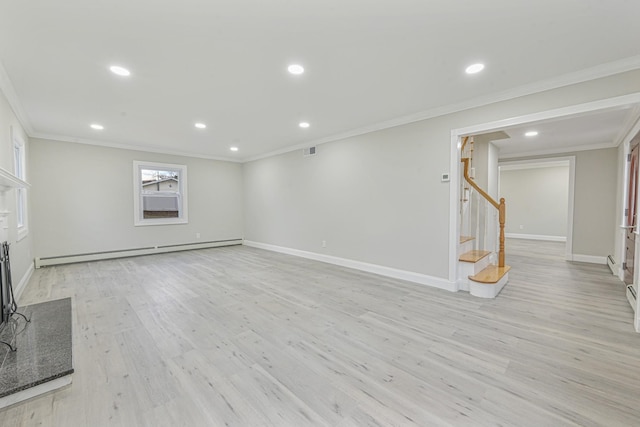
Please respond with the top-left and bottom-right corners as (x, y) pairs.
(498, 158), (574, 260)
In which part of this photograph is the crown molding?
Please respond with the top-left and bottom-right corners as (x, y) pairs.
(244, 55), (640, 163)
(0, 60), (34, 134)
(498, 141), (617, 160)
(499, 159), (572, 171)
(614, 105), (640, 147)
(29, 132), (242, 163)
(3, 55), (640, 163)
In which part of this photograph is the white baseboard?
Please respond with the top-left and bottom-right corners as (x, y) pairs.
(243, 240), (458, 292)
(14, 262), (34, 303)
(35, 239), (243, 268)
(505, 233), (567, 242)
(569, 254), (607, 265)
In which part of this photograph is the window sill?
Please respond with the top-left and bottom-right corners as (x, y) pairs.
(134, 218), (188, 227)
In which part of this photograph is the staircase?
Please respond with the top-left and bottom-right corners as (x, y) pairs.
(459, 136), (510, 298)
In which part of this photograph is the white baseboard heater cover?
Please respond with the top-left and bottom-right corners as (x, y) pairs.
(35, 239), (243, 268)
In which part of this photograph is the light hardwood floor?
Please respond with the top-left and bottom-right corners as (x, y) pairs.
(1, 239), (639, 426)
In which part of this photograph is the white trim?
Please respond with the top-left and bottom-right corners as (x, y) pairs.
(14, 262), (34, 303)
(12, 128), (28, 235)
(34, 239), (243, 268)
(0, 375), (72, 410)
(2, 53), (640, 164)
(16, 226), (28, 242)
(449, 132), (461, 284)
(3, 55), (640, 163)
(454, 93), (640, 138)
(31, 132), (242, 163)
(0, 166), (29, 191)
(133, 161), (188, 226)
(0, 60), (34, 134)
(449, 94), (638, 283)
(566, 157), (577, 261)
(569, 254), (607, 265)
(498, 142), (617, 160)
(499, 160), (572, 171)
(469, 273), (509, 299)
(505, 233), (567, 242)
(244, 58), (640, 163)
(243, 240), (458, 292)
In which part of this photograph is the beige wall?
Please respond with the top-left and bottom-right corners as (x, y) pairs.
(573, 149), (618, 257)
(505, 149), (619, 258)
(499, 165), (570, 238)
(0, 89), (33, 292)
(244, 70), (640, 280)
(30, 139), (244, 259)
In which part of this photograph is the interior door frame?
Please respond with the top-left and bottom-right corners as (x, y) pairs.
(619, 122), (640, 281)
(448, 93), (640, 285)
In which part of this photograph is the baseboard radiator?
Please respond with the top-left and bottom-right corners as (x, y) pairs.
(34, 239), (243, 268)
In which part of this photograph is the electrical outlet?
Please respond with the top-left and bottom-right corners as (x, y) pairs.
(322, 240), (326, 248)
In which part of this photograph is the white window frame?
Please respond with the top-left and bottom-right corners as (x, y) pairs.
(12, 129), (28, 241)
(133, 161), (188, 226)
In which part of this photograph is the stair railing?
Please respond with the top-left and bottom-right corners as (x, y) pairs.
(460, 136), (506, 267)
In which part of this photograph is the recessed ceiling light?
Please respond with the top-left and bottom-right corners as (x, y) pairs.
(299, 122), (310, 128)
(230, 146), (239, 152)
(465, 63), (485, 74)
(109, 65), (131, 77)
(525, 131), (539, 137)
(90, 123), (104, 130)
(194, 123), (206, 129)
(288, 64), (304, 75)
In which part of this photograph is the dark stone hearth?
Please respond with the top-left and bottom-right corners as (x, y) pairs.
(0, 298), (73, 398)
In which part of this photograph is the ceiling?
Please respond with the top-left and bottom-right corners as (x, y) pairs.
(1, 1), (640, 162)
(488, 106), (640, 158)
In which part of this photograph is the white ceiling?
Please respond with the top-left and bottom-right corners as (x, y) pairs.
(1, 0), (640, 162)
(490, 106), (640, 158)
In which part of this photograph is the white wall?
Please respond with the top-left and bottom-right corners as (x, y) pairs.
(29, 138), (244, 259)
(0, 88), (33, 297)
(244, 69), (640, 282)
(500, 165), (570, 239)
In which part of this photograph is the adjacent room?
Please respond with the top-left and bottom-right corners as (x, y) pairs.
(1, 1), (640, 425)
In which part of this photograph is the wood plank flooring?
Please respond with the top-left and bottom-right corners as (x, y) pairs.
(1, 239), (639, 426)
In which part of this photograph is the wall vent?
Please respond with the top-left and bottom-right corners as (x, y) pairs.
(303, 146), (317, 157)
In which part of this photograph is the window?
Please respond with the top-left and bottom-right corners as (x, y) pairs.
(133, 161), (188, 226)
(13, 129), (27, 240)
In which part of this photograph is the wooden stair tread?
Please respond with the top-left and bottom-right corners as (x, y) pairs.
(459, 250), (491, 263)
(469, 265), (511, 284)
(459, 235), (475, 244)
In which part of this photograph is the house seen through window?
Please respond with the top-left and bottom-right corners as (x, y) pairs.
(141, 169), (179, 218)
(133, 161), (188, 226)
